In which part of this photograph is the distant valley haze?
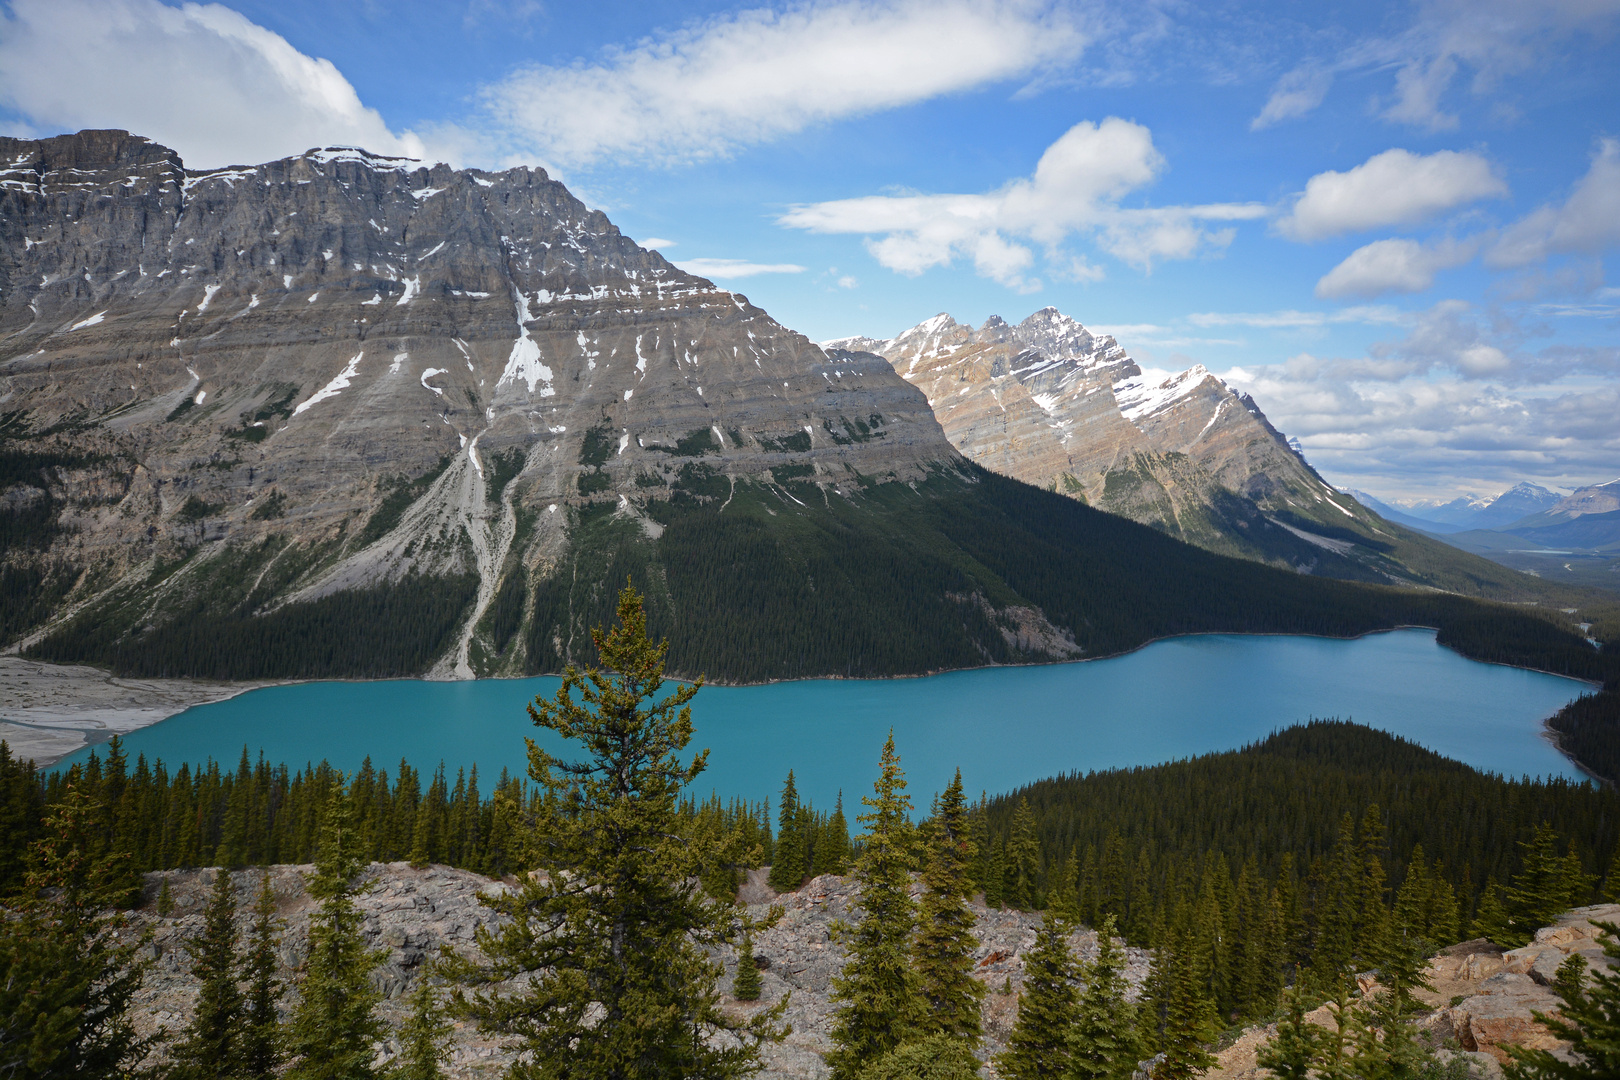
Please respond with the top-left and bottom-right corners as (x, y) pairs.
(0, 0), (1616, 504)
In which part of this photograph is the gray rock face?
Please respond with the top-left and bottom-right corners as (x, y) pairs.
(0, 131), (957, 673)
(128, 863), (1150, 1080)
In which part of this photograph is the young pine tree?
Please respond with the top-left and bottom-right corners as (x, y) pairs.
(828, 732), (921, 1080)
(1071, 915), (1142, 1080)
(240, 872), (285, 1080)
(769, 772), (806, 893)
(734, 931), (763, 1002)
(0, 781), (154, 1079)
(913, 769), (985, 1043)
(392, 979), (454, 1080)
(171, 868), (246, 1079)
(1254, 988), (1318, 1080)
(450, 584), (787, 1080)
(284, 784), (388, 1080)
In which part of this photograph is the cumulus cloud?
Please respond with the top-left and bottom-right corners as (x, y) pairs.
(676, 259), (806, 278)
(1487, 138), (1620, 267)
(778, 118), (1265, 288)
(1224, 300), (1620, 494)
(1315, 237), (1480, 299)
(477, 0), (1086, 169)
(0, 0), (426, 169)
(1277, 149), (1506, 242)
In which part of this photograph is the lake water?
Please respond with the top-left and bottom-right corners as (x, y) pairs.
(55, 630), (1592, 809)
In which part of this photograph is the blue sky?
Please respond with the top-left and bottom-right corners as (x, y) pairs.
(2, 0), (1617, 501)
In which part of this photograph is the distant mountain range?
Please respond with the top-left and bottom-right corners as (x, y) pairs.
(0, 131), (1605, 685)
(1353, 480), (1620, 593)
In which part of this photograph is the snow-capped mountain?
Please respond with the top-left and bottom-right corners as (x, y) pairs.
(830, 309), (1377, 565)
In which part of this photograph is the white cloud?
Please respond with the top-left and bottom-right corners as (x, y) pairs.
(477, 0), (1086, 169)
(1251, 1), (1620, 133)
(676, 259), (806, 278)
(779, 118), (1265, 287)
(1278, 149), (1506, 242)
(0, 0), (426, 169)
(1250, 66), (1333, 130)
(1188, 307), (1408, 329)
(1223, 302), (1620, 493)
(1487, 138), (1620, 267)
(638, 237), (677, 250)
(1315, 236), (1480, 299)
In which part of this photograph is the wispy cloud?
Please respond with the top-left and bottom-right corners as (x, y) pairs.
(476, 0), (1086, 169)
(1487, 138), (1620, 268)
(779, 118), (1266, 289)
(1187, 307), (1409, 329)
(676, 259), (806, 278)
(0, 0), (425, 169)
(1249, 0), (1620, 133)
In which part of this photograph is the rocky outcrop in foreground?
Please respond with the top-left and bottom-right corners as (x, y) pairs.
(130, 863), (1611, 1079)
(129, 864), (1148, 1079)
(1206, 904), (1620, 1080)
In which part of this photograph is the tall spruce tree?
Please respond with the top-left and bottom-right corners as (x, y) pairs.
(1004, 799), (1040, 911)
(240, 872), (284, 1080)
(913, 769), (984, 1042)
(449, 584), (787, 1080)
(769, 772), (806, 893)
(819, 792), (852, 877)
(828, 733), (921, 1080)
(284, 784), (388, 1080)
(1504, 823), (1591, 945)
(1149, 925), (1217, 1080)
(996, 884), (1078, 1080)
(1071, 915), (1142, 1080)
(171, 869), (246, 1079)
(0, 781), (153, 1079)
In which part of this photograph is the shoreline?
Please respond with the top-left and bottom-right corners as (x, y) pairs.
(9, 627), (1600, 773)
(0, 657), (286, 767)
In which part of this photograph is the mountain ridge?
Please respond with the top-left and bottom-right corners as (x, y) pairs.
(2, 131), (1610, 686)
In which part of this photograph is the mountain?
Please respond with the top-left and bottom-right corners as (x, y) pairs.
(1344, 490), (1464, 534)
(1509, 478), (1620, 528)
(1392, 482), (1566, 531)
(835, 310), (1575, 599)
(0, 131), (1605, 684)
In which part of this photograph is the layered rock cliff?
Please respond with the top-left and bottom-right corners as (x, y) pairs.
(0, 131), (993, 678)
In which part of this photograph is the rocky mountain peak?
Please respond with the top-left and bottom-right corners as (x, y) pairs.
(0, 130), (960, 678)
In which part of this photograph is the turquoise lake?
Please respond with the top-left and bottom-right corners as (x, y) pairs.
(56, 630), (1593, 809)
